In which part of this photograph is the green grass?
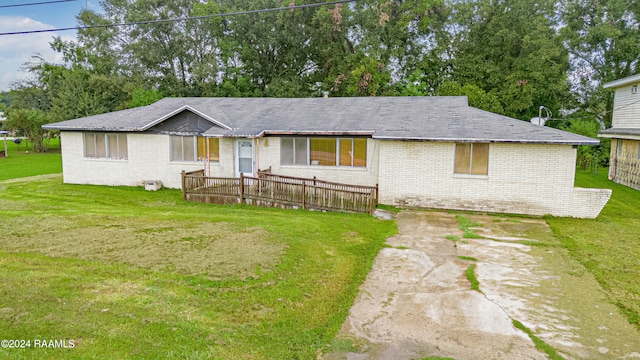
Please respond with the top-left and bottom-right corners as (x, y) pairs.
(455, 215), (483, 239)
(512, 320), (564, 360)
(0, 137), (61, 180)
(457, 255), (477, 262)
(0, 175), (397, 359)
(465, 264), (480, 292)
(546, 169), (640, 330)
(445, 234), (459, 242)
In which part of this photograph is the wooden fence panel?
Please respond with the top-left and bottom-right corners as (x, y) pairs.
(182, 171), (377, 214)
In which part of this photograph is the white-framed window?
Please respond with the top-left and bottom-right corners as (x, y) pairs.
(617, 139), (623, 157)
(280, 137), (367, 167)
(170, 136), (219, 162)
(84, 133), (128, 160)
(280, 137), (308, 165)
(454, 143), (489, 175)
(632, 85), (637, 94)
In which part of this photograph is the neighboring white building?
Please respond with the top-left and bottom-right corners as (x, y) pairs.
(599, 74), (640, 191)
(44, 97), (611, 218)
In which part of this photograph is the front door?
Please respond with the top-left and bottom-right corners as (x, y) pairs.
(235, 139), (253, 177)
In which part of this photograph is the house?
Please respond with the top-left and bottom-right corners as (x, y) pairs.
(43, 96), (611, 218)
(599, 74), (640, 191)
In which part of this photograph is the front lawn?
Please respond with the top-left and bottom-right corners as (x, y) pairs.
(546, 169), (640, 329)
(0, 175), (397, 359)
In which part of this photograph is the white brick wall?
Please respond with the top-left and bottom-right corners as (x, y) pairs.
(60, 132), (610, 217)
(377, 141), (610, 218)
(611, 83), (640, 128)
(61, 132), (215, 188)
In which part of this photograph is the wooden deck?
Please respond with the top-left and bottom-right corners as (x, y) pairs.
(181, 170), (378, 214)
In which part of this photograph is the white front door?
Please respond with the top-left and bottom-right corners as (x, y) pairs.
(235, 139), (253, 177)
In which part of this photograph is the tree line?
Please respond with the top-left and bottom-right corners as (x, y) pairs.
(3, 0), (639, 164)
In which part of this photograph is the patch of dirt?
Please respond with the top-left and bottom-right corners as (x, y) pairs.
(327, 211), (640, 360)
(0, 216), (285, 280)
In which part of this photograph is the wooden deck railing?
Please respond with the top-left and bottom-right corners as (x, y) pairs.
(182, 170), (378, 214)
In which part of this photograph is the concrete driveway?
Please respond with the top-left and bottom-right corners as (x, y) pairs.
(328, 211), (640, 360)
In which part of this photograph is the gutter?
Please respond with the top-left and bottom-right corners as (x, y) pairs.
(370, 135), (600, 146)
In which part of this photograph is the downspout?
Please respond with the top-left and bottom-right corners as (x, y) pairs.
(254, 137), (260, 176)
(205, 137), (210, 176)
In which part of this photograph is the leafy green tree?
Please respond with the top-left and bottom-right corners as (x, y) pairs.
(49, 69), (109, 122)
(129, 88), (164, 108)
(436, 81), (504, 114)
(447, 0), (569, 120)
(3, 108), (51, 152)
(560, 0), (640, 129)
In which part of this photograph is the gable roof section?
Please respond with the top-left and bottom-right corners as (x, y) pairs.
(42, 99), (232, 132)
(43, 96), (599, 145)
(141, 105), (232, 131)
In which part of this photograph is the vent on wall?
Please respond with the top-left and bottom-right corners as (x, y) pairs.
(145, 180), (162, 191)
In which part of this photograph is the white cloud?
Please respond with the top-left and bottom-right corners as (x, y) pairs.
(0, 16), (76, 91)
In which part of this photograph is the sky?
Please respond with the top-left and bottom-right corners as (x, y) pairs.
(0, 0), (99, 91)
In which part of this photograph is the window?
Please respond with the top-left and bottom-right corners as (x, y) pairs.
(280, 137), (367, 167)
(198, 137), (220, 162)
(280, 137), (307, 165)
(617, 140), (623, 157)
(637, 143), (640, 160)
(310, 138), (337, 166)
(454, 143), (489, 175)
(84, 133), (127, 160)
(632, 85), (637, 94)
(171, 136), (219, 162)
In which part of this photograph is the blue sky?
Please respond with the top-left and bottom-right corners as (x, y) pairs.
(0, 0), (99, 91)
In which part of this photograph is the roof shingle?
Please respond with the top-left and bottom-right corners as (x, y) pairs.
(43, 97), (599, 145)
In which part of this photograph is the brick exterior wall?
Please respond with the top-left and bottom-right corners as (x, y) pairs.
(376, 141), (610, 218)
(60, 132), (235, 189)
(61, 132), (610, 218)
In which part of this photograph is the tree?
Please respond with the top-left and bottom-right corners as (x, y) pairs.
(444, 0), (569, 120)
(3, 108), (51, 152)
(560, 0), (640, 130)
(129, 88), (163, 108)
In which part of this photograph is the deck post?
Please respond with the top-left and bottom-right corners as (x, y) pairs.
(369, 189), (375, 215)
(302, 182), (306, 209)
(181, 170), (186, 201)
(240, 173), (245, 204)
(375, 183), (379, 206)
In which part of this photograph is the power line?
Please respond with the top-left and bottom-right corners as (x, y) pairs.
(0, 0), (79, 9)
(0, 0), (357, 36)
(545, 98), (640, 123)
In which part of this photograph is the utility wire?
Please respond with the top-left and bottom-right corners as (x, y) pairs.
(0, 0), (357, 36)
(0, 0), (79, 9)
(547, 97), (640, 122)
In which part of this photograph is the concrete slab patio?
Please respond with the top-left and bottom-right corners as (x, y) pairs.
(327, 211), (640, 360)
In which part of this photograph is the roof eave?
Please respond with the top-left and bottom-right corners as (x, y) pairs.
(603, 74), (640, 89)
(371, 135), (599, 146)
(598, 133), (640, 141)
(42, 125), (140, 131)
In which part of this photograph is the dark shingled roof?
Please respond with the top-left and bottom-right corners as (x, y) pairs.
(43, 97), (599, 145)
